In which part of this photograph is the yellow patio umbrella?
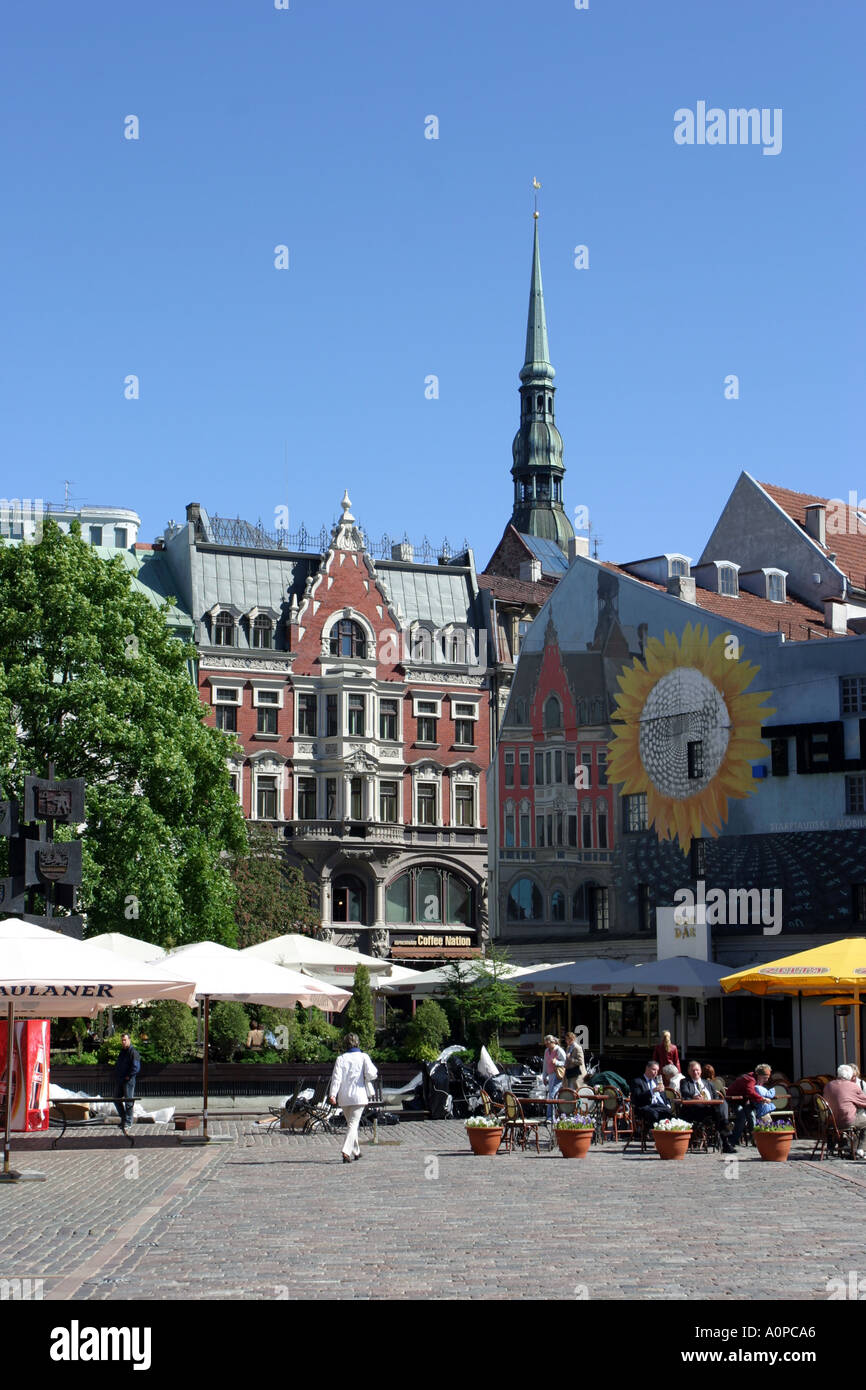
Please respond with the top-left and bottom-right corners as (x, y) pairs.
(720, 937), (866, 1067)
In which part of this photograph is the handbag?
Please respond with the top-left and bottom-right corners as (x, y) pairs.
(554, 1064), (566, 1081)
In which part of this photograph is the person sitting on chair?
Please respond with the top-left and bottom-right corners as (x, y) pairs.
(727, 1063), (773, 1145)
(246, 1020), (264, 1049)
(661, 1063), (684, 1096)
(824, 1064), (866, 1158)
(680, 1060), (736, 1154)
(631, 1061), (673, 1129)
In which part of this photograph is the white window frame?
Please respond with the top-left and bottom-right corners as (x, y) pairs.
(764, 569), (787, 603)
(294, 687), (320, 738)
(294, 772), (319, 821)
(212, 682), (243, 705)
(412, 694), (443, 717)
(412, 764), (442, 825)
(252, 766), (283, 822)
(377, 694), (402, 743)
(345, 690), (367, 738)
(376, 776), (403, 824)
(251, 683), (284, 708)
(450, 769), (479, 828)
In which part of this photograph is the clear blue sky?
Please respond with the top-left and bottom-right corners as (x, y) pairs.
(3, 0), (863, 569)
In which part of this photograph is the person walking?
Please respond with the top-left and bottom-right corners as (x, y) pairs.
(652, 1030), (680, 1073)
(329, 1033), (378, 1164)
(114, 1032), (140, 1129)
(563, 1031), (587, 1088)
(543, 1034), (566, 1123)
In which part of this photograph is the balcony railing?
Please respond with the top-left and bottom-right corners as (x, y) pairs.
(289, 820), (486, 847)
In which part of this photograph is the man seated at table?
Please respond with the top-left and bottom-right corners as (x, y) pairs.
(727, 1063), (774, 1145)
(680, 1060), (736, 1154)
(631, 1061), (673, 1129)
(824, 1064), (866, 1158)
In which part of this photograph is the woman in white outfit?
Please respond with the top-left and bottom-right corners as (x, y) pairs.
(329, 1033), (378, 1164)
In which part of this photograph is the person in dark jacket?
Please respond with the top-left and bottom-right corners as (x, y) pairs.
(680, 1060), (736, 1153)
(631, 1061), (673, 1127)
(114, 1033), (141, 1127)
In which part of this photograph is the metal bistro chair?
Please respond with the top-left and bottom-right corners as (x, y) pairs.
(811, 1095), (859, 1161)
(481, 1088), (506, 1124)
(602, 1087), (633, 1144)
(503, 1090), (544, 1154)
(576, 1084), (605, 1144)
(768, 1082), (797, 1135)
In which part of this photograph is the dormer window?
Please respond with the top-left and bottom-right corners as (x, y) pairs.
(719, 566), (738, 597)
(669, 557), (690, 579)
(213, 611), (236, 646)
(330, 618), (367, 659)
(767, 572), (786, 603)
(251, 614), (274, 649)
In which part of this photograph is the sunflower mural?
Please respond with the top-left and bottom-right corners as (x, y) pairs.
(607, 623), (775, 854)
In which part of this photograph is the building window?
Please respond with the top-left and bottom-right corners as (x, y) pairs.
(504, 752), (515, 788)
(379, 781), (398, 823)
(252, 615), (274, 649)
(567, 814), (577, 847)
(326, 694), (338, 738)
(350, 777), (363, 819)
(597, 804), (608, 850)
(379, 698), (399, 741)
(551, 890), (566, 922)
(417, 783), (437, 825)
(687, 741), (704, 780)
(228, 771), (241, 804)
(297, 777), (317, 820)
(638, 883), (653, 933)
(455, 719), (474, 747)
(719, 566), (738, 597)
(256, 776), (278, 820)
(771, 738), (789, 777)
(507, 877), (543, 922)
(213, 611), (236, 646)
(519, 751), (530, 786)
(325, 777), (338, 819)
(669, 557), (689, 578)
(589, 885), (610, 933)
(853, 884), (866, 923)
(544, 695), (562, 730)
(691, 839), (706, 879)
(535, 752), (544, 786)
(417, 715), (437, 744)
(846, 775), (866, 815)
(581, 802), (593, 849)
(767, 573), (785, 603)
(623, 793), (648, 832)
(215, 705), (237, 732)
(841, 677), (866, 715)
(330, 619), (367, 659)
(114, 527), (127, 549)
(257, 705), (278, 735)
(333, 874), (365, 923)
(520, 809), (531, 845)
(348, 694), (365, 737)
(581, 752), (592, 789)
(535, 814), (544, 847)
(515, 620), (531, 657)
(385, 868), (472, 926)
(554, 750), (563, 784)
(455, 785), (475, 827)
(90, 525), (103, 546)
(504, 808), (515, 848)
(298, 693), (318, 736)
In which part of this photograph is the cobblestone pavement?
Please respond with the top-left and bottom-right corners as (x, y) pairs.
(2, 1121), (865, 1301)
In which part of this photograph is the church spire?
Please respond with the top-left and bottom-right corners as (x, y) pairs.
(509, 213), (574, 552)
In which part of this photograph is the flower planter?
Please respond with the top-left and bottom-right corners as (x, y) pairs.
(467, 1126), (504, 1156)
(754, 1129), (795, 1162)
(556, 1128), (593, 1158)
(653, 1129), (692, 1160)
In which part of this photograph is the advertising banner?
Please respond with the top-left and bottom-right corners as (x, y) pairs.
(0, 1019), (50, 1132)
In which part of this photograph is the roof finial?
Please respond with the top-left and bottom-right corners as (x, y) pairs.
(532, 176), (541, 221)
(340, 490), (354, 522)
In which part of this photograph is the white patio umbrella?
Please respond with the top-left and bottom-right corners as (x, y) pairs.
(0, 919), (197, 1182)
(240, 933), (391, 983)
(86, 933), (167, 961)
(627, 956), (738, 1061)
(162, 941), (350, 1143)
(400, 959), (544, 997)
(513, 959), (635, 994)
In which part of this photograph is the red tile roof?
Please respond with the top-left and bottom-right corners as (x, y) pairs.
(601, 561), (849, 641)
(477, 572), (557, 605)
(761, 481), (866, 592)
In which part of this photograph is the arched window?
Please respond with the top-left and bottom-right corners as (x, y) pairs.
(449, 629), (467, 663)
(547, 395), (552, 413)
(330, 618), (367, 658)
(252, 615), (273, 649)
(332, 874), (366, 924)
(213, 611), (235, 647)
(506, 877), (543, 922)
(410, 626), (432, 662)
(385, 868), (473, 926)
(544, 695), (562, 731)
(536, 393), (544, 412)
(669, 557), (689, 578)
(551, 889), (566, 922)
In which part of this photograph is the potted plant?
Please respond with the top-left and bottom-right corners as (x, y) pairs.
(753, 1116), (796, 1162)
(555, 1114), (595, 1158)
(652, 1117), (693, 1160)
(465, 1115), (504, 1156)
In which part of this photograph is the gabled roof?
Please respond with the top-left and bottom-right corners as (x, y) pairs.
(760, 481), (866, 591)
(477, 572), (555, 605)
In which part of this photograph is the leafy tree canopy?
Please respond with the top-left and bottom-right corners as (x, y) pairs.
(229, 822), (318, 948)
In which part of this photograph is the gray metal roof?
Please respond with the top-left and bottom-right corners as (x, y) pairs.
(191, 549), (315, 619)
(94, 547), (192, 631)
(376, 563), (481, 628)
(517, 533), (569, 575)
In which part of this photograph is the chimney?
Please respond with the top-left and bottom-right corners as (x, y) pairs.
(391, 541), (414, 563)
(519, 558), (542, 583)
(186, 502), (201, 524)
(667, 575), (697, 603)
(804, 503), (826, 548)
(824, 599), (848, 634)
(567, 536), (590, 562)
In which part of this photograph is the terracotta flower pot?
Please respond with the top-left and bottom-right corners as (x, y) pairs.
(556, 1127), (593, 1158)
(653, 1129), (692, 1160)
(467, 1126), (504, 1156)
(754, 1129), (795, 1162)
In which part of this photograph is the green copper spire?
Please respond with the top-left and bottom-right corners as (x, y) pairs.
(510, 216), (574, 551)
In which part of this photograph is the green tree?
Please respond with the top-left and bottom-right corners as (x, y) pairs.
(343, 964), (376, 1052)
(144, 1001), (197, 1062)
(0, 521), (246, 946)
(464, 947), (524, 1054)
(403, 999), (450, 1062)
(229, 822), (318, 948)
(208, 1001), (250, 1060)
